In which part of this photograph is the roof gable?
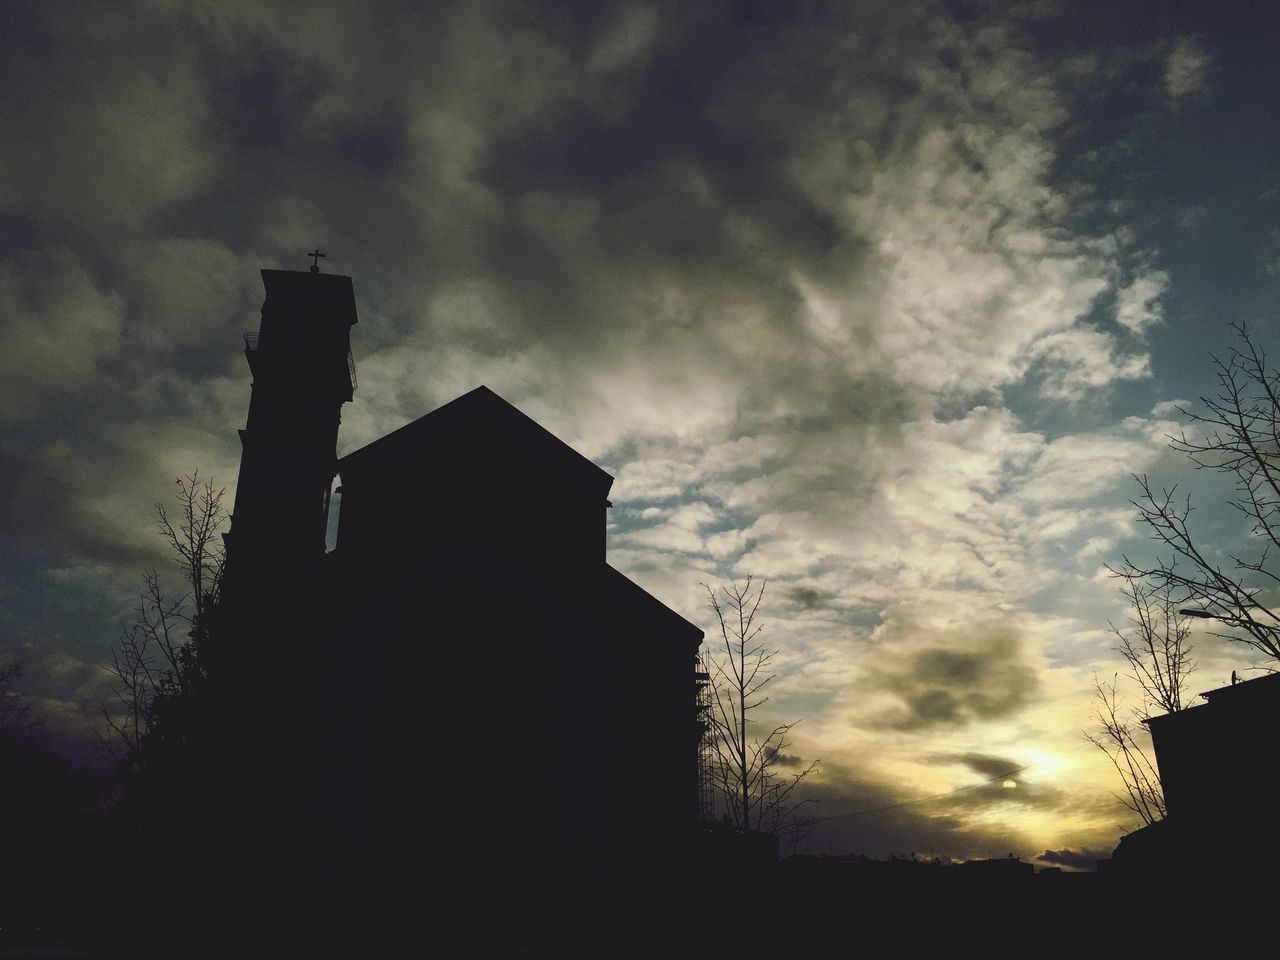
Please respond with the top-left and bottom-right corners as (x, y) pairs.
(339, 386), (613, 496)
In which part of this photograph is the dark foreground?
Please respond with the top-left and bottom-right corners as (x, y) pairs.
(0, 851), (1198, 958)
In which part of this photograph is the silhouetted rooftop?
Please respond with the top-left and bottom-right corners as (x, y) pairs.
(338, 385), (613, 495)
(1145, 668), (1280, 730)
(600, 563), (703, 646)
(260, 268), (359, 321)
(1197, 668), (1280, 704)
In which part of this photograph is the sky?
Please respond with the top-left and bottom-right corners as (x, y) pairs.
(2, 0), (1278, 866)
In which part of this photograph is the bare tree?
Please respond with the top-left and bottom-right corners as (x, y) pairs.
(101, 473), (226, 777)
(1085, 578), (1196, 825)
(91, 473), (227, 960)
(1111, 578), (1195, 718)
(1115, 323), (1280, 663)
(701, 577), (818, 849)
(157, 471), (225, 622)
(1085, 674), (1167, 826)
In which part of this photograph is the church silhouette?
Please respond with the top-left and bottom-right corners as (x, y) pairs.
(212, 263), (704, 950)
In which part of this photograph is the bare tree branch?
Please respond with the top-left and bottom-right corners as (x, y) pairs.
(700, 577), (819, 850)
(100, 474), (226, 783)
(1107, 579), (1195, 718)
(1085, 674), (1166, 826)
(1114, 323), (1280, 663)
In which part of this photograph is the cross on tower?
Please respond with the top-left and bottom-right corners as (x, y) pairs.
(308, 249), (326, 273)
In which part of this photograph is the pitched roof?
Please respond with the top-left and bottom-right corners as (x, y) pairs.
(338, 385), (614, 496)
(600, 564), (704, 647)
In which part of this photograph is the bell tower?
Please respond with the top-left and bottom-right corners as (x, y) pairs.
(210, 254), (359, 953)
(223, 254), (358, 604)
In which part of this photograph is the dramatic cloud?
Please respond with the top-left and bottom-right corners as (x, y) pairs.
(801, 762), (1042, 861)
(1037, 847), (1107, 871)
(947, 753), (1024, 780)
(926, 753), (1065, 810)
(1163, 37), (1211, 107)
(2, 0), (1274, 860)
(874, 622), (1040, 731)
(788, 586), (827, 611)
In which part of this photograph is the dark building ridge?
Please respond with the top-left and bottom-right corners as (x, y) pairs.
(1192, 667), (1280, 705)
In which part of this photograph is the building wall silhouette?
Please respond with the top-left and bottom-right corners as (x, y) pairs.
(1144, 670), (1280, 836)
(218, 268), (703, 939)
(1102, 669), (1280, 945)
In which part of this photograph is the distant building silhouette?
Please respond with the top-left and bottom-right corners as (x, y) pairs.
(215, 266), (703, 949)
(1102, 669), (1280, 945)
(1144, 669), (1280, 829)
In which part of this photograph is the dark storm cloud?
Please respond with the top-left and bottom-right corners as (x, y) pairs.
(0, 0), (994, 703)
(788, 586), (826, 610)
(943, 778), (1064, 811)
(926, 753), (1065, 811)
(799, 757), (1128, 861)
(765, 749), (805, 769)
(0, 449), (157, 569)
(1036, 847), (1106, 870)
(802, 761), (1045, 861)
(0, 0), (1105, 507)
(933, 751), (1022, 780)
(875, 622), (1040, 730)
(0, 0), (948, 588)
(0, 451), (80, 552)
